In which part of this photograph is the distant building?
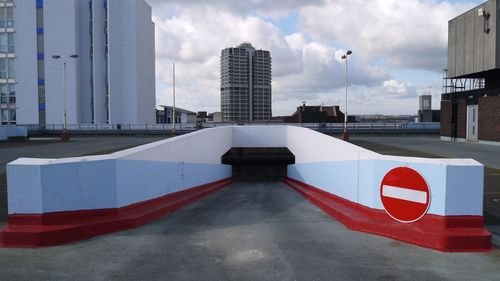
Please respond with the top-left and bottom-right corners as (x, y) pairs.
(220, 43), (272, 122)
(417, 95), (440, 122)
(282, 103), (345, 123)
(212, 112), (223, 122)
(157, 106), (196, 124)
(441, 0), (500, 143)
(352, 115), (416, 123)
(196, 111), (222, 125)
(1, 0), (156, 126)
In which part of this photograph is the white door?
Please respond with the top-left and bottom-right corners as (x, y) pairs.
(466, 105), (479, 142)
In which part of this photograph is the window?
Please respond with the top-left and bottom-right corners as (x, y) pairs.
(7, 32), (13, 53)
(39, 112), (46, 125)
(36, 8), (44, 28)
(0, 7), (4, 28)
(1, 109), (7, 123)
(6, 57), (13, 78)
(0, 84), (6, 96)
(0, 58), (6, 79)
(0, 33), (5, 52)
(0, 58), (14, 79)
(37, 60), (44, 80)
(5, 6), (12, 28)
(37, 34), (44, 53)
(9, 108), (15, 121)
(0, 6), (13, 28)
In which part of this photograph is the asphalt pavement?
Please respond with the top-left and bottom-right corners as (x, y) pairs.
(0, 181), (499, 281)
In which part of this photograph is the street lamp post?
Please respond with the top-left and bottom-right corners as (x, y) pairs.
(341, 50), (352, 141)
(172, 62), (176, 137)
(52, 54), (78, 141)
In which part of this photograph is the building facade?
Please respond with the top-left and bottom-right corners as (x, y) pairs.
(441, 0), (500, 143)
(220, 43), (271, 122)
(0, 0), (155, 126)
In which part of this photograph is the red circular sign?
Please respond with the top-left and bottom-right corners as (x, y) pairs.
(380, 167), (430, 223)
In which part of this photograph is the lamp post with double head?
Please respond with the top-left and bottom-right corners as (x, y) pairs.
(52, 54), (78, 141)
(341, 50), (352, 141)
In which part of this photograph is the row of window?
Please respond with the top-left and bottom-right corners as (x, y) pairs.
(0, 1), (13, 124)
(36, 3), (46, 125)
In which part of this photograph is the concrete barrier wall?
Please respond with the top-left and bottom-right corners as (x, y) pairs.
(0, 126), (28, 141)
(283, 126), (484, 216)
(116, 160), (231, 208)
(288, 159), (483, 216)
(116, 126), (233, 164)
(6, 125), (483, 218)
(7, 127), (234, 214)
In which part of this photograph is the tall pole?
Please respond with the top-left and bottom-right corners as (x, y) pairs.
(344, 55), (348, 134)
(52, 54), (77, 141)
(63, 60), (67, 133)
(341, 50), (352, 141)
(172, 62), (176, 136)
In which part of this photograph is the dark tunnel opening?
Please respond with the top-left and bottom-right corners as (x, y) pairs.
(221, 148), (295, 181)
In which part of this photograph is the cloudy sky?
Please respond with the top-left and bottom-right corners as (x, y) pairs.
(145, 0), (481, 116)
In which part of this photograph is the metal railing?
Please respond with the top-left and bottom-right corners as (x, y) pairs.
(22, 122), (440, 132)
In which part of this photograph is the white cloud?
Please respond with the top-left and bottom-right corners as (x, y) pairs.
(152, 4), (389, 115)
(298, 0), (475, 71)
(146, 0), (325, 18)
(146, 0), (480, 116)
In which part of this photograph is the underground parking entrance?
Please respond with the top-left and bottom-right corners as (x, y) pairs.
(222, 148), (295, 181)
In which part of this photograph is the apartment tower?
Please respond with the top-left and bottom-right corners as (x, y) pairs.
(220, 43), (271, 122)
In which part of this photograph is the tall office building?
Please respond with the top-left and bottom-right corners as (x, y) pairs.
(0, 0), (155, 126)
(220, 43), (271, 122)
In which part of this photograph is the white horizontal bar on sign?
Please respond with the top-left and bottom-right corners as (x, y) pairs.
(382, 185), (427, 204)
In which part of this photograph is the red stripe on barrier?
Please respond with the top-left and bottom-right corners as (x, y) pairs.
(0, 178), (234, 248)
(283, 178), (492, 252)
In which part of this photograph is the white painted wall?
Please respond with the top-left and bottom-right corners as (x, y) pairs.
(108, 0), (155, 125)
(77, 0), (93, 124)
(92, 0), (107, 124)
(44, 0), (79, 125)
(134, 0), (156, 125)
(13, 0), (39, 125)
(6, 126), (484, 218)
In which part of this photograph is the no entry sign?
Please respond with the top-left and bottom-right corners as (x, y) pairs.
(380, 167), (430, 223)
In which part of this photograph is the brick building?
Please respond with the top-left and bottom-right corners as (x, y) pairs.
(282, 103), (345, 123)
(441, 0), (500, 144)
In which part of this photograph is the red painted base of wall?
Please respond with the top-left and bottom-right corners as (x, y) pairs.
(0, 178), (234, 248)
(284, 178), (492, 252)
